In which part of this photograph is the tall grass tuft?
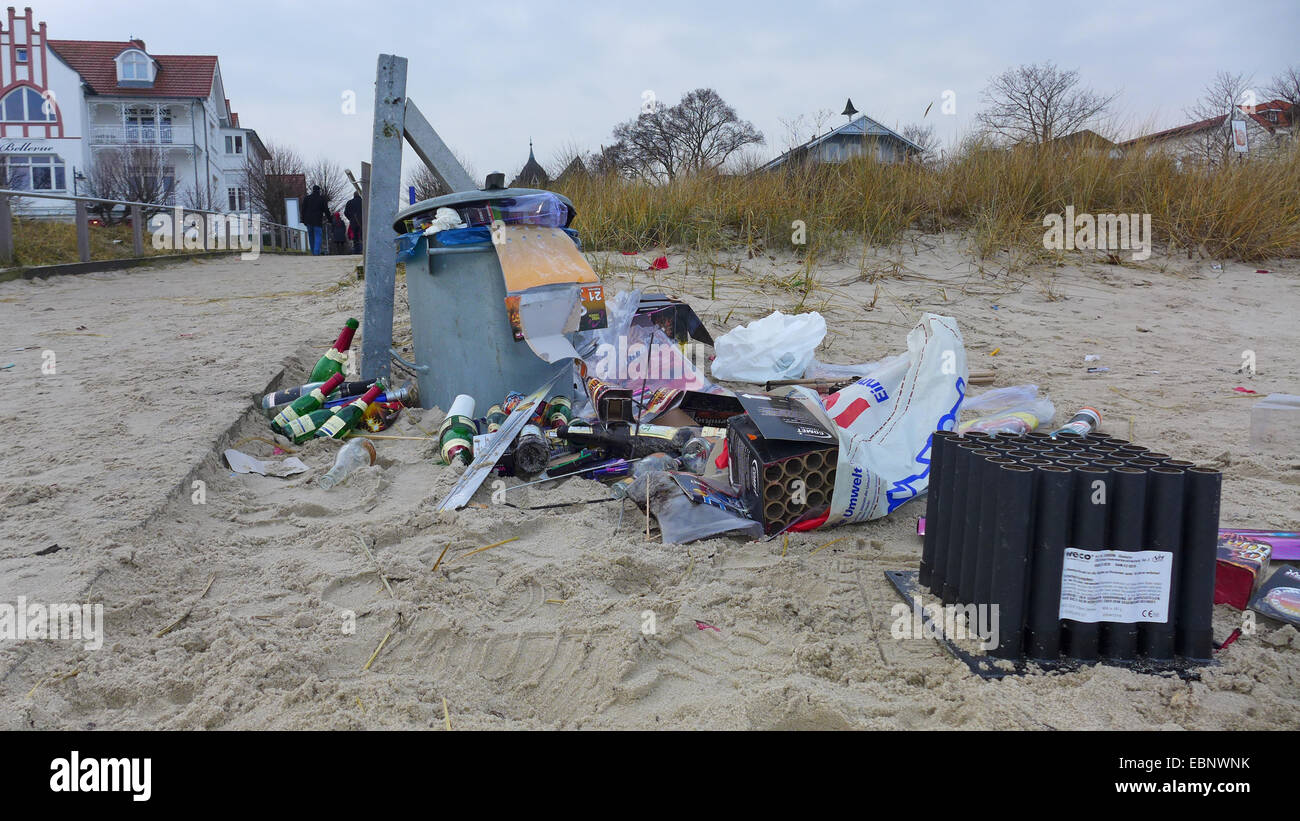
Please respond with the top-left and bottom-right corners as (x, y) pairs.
(555, 142), (1300, 263)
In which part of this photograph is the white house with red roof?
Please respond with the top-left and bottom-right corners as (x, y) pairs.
(0, 6), (265, 215)
(1118, 101), (1294, 164)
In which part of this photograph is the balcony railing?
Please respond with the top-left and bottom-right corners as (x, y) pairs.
(90, 125), (196, 146)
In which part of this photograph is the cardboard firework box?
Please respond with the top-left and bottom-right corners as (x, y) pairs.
(727, 393), (838, 534)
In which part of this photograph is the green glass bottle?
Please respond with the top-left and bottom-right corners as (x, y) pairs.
(439, 394), (477, 465)
(283, 409), (335, 444)
(270, 372), (346, 434)
(315, 382), (385, 440)
(309, 318), (359, 383)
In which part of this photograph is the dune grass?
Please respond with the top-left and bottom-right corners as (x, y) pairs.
(555, 142), (1300, 265)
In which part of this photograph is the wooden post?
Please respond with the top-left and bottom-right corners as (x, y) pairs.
(0, 195), (12, 265)
(74, 199), (90, 263)
(131, 205), (143, 256)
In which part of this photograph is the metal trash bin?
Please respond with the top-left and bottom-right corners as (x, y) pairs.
(392, 187), (577, 412)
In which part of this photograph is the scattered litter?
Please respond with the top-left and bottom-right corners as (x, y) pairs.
(694, 620), (721, 633)
(1087, 367), (1111, 373)
(711, 311), (826, 382)
(1084, 354), (1101, 362)
(33, 544), (62, 556)
(989, 347), (1000, 356)
(223, 448), (310, 478)
(0, 363), (13, 370)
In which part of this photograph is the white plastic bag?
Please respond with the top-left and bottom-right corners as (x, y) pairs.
(789, 313), (968, 526)
(711, 311), (827, 383)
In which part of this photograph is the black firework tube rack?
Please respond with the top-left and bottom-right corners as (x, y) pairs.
(916, 428), (1222, 667)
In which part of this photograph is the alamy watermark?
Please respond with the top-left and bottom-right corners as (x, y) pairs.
(149, 206), (262, 260)
(0, 597), (103, 651)
(891, 594), (1001, 651)
(1043, 205), (1151, 261)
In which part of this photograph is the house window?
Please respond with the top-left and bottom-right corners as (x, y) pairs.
(2, 154), (68, 191)
(15, 48), (28, 63)
(119, 50), (151, 82)
(124, 106), (171, 144)
(0, 87), (55, 122)
(224, 135), (243, 154)
(228, 186), (246, 211)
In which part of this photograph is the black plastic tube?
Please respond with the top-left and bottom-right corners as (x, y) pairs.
(1141, 467), (1185, 660)
(921, 430), (959, 588)
(974, 455), (1018, 609)
(988, 464), (1037, 659)
(958, 449), (1000, 604)
(1063, 466), (1111, 661)
(1177, 467), (1222, 661)
(941, 441), (983, 602)
(1027, 464), (1074, 660)
(1101, 467), (1146, 660)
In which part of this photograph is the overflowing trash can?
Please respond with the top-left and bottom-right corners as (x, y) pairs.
(392, 186), (580, 411)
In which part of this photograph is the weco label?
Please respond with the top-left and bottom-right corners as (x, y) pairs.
(1059, 549), (1174, 623)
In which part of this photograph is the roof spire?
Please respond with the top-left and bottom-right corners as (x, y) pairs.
(842, 97), (859, 121)
(528, 138), (535, 161)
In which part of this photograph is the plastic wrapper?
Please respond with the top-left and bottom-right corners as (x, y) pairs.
(957, 384), (1055, 434)
(456, 192), (571, 228)
(655, 492), (763, 544)
(711, 311), (826, 383)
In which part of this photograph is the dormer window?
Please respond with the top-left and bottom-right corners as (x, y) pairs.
(116, 49), (154, 86)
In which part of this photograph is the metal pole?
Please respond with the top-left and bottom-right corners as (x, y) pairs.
(0, 195), (11, 264)
(360, 54), (407, 383)
(75, 199), (90, 263)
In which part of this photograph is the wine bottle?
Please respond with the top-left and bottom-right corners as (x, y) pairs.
(319, 439), (377, 490)
(308, 318), (359, 382)
(484, 404), (508, 433)
(557, 422), (692, 458)
(439, 394), (477, 465)
(543, 395), (573, 429)
(283, 409), (335, 444)
(316, 383), (385, 440)
(271, 372), (347, 433)
(321, 381), (418, 410)
(262, 378), (375, 414)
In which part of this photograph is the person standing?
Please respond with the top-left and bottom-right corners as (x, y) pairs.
(344, 192), (364, 254)
(329, 212), (347, 255)
(302, 185), (331, 255)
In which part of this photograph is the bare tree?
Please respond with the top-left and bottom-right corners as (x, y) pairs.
(305, 157), (348, 214)
(901, 123), (940, 164)
(403, 162), (445, 202)
(1265, 64), (1300, 113)
(1184, 71), (1255, 165)
(80, 147), (176, 224)
(609, 88), (764, 181)
(244, 140), (303, 226)
(976, 62), (1118, 144)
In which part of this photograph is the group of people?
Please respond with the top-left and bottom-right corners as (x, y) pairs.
(301, 185), (366, 256)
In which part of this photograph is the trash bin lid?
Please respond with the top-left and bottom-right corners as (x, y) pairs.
(392, 187), (576, 233)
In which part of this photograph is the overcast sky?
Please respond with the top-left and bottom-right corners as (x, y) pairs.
(35, 0), (1300, 183)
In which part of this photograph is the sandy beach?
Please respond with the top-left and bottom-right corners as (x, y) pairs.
(2, 241), (1297, 730)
